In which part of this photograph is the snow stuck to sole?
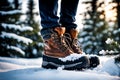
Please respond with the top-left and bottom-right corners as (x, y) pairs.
(59, 53), (85, 62)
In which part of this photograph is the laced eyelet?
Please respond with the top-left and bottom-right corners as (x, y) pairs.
(52, 33), (69, 53)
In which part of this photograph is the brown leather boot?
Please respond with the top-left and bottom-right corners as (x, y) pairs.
(65, 28), (83, 54)
(41, 27), (73, 58)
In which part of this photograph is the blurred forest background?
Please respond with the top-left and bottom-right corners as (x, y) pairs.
(0, 0), (120, 59)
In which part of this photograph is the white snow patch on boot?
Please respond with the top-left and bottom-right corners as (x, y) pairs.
(59, 53), (85, 62)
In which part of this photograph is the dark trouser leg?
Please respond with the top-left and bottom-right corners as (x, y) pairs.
(39, 0), (60, 29)
(60, 0), (79, 30)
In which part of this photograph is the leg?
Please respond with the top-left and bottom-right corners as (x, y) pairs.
(39, 0), (74, 59)
(39, 0), (60, 29)
(60, 0), (83, 54)
(60, 0), (79, 30)
(39, 0), (90, 70)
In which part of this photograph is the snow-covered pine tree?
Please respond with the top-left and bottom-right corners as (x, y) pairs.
(99, 0), (120, 63)
(99, 38), (120, 63)
(79, 0), (106, 54)
(97, 0), (120, 63)
(79, 0), (119, 55)
(23, 0), (43, 58)
(115, 0), (120, 28)
(0, 0), (33, 57)
(112, 0), (120, 43)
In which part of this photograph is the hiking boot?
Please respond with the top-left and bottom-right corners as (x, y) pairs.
(41, 27), (73, 58)
(41, 27), (90, 70)
(65, 29), (100, 68)
(65, 28), (83, 54)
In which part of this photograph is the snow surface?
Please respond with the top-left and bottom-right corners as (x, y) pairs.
(0, 56), (120, 80)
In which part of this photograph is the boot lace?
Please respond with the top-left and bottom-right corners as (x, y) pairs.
(51, 31), (71, 53)
(64, 33), (82, 53)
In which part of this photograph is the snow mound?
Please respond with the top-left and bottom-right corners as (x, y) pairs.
(101, 58), (120, 76)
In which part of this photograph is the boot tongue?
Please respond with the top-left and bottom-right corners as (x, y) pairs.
(54, 27), (65, 36)
(70, 29), (79, 39)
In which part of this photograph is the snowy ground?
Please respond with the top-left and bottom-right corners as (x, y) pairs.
(0, 56), (120, 80)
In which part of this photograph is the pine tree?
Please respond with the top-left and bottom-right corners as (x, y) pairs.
(79, 0), (106, 54)
(99, 38), (120, 63)
(113, 0), (120, 42)
(97, 0), (120, 63)
(79, 0), (119, 55)
(104, 0), (120, 63)
(114, 0), (120, 28)
(24, 0), (43, 58)
(0, 0), (33, 57)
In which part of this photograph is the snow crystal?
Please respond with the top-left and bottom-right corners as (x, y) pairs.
(7, 46), (25, 55)
(1, 32), (33, 45)
(59, 53), (85, 62)
(105, 38), (114, 44)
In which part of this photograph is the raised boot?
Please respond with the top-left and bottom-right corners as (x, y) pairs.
(65, 28), (83, 54)
(65, 28), (100, 68)
(41, 27), (90, 70)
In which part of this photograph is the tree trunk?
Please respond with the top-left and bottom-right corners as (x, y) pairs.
(14, 0), (19, 9)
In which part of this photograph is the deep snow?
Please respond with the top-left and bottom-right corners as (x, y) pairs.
(0, 56), (120, 80)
